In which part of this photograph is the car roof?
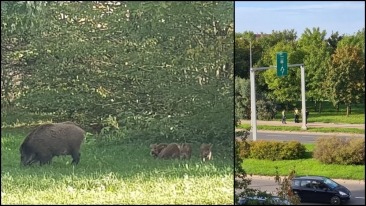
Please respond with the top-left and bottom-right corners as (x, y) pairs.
(293, 176), (328, 181)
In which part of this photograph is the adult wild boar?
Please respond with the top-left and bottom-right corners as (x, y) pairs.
(19, 122), (86, 166)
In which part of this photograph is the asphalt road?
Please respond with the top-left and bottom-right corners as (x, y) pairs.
(236, 176), (365, 205)
(240, 131), (364, 144)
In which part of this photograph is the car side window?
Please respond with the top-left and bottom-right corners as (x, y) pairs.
(318, 181), (328, 190)
(300, 180), (312, 188)
(311, 180), (320, 189)
(292, 180), (301, 187)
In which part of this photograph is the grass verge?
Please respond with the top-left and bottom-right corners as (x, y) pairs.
(236, 124), (364, 135)
(241, 144), (365, 180)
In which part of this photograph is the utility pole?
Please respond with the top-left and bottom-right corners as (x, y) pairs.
(249, 40), (257, 141)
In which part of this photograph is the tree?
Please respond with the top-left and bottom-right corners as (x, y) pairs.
(297, 27), (331, 113)
(326, 45), (365, 116)
(234, 31), (257, 79)
(327, 31), (344, 54)
(261, 41), (304, 105)
(235, 77), (251, 120)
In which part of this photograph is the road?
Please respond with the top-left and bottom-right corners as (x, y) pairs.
(236, 176), (365, 205)
(242, 131), (364, 143)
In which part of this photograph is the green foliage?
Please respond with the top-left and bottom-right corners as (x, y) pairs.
(297, 27), (331, 104)
(235, 139), (251, 159)
(235, 77), (251, 120)
(313, 136), (365, 165)
(2, 2), (234, 145)
(261, 41), (303, 103)
(249, 141), (282, 160)
(279, 141), (306, 160)
(235, 27), (365, 110)
(243, 140), (306, 161)
(325, 44), (365, 115)
(256, 99), (276, 120)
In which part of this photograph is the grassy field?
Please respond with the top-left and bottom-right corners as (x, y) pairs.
(237, 124), (364, 134)
(242, 144), (365, 180)
(274, 102), (365, 124)
(1, 128), (234, 204)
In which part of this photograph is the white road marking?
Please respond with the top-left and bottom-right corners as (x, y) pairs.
(354, 197), (365, 199)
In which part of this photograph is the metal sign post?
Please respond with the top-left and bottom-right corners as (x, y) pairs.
(250, 63), (307, 141)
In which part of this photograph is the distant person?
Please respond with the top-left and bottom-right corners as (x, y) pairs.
(294, 108), (299, 123)
(306, 110), (309, 124)
(281, 109), (287, 124)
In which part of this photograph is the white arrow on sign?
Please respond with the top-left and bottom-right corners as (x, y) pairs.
(281, 66), (284, 75)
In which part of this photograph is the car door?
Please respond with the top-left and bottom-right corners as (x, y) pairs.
(309, 180), (333, 203)
(293, 179), (313, 202)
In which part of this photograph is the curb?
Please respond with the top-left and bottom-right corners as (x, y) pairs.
(245, 175), (365, 185)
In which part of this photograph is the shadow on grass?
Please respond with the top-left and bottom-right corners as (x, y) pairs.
(302, 151), (313, 159)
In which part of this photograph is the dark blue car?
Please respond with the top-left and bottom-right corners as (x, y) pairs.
(291, 176), (351, 205)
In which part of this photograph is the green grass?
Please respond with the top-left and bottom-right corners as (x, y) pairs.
(273, 113), (365, 124)
(275, 101), (365, 124)
(242, 143), (365, 180)
(237, 124), (365, 134)
(1, 130), (234, 204)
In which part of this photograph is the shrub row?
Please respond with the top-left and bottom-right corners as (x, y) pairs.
(236, 140), (306, 161)
(313, 136), (365, 165)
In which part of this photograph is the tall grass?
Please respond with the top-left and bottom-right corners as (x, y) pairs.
(1, 130), (234, 204)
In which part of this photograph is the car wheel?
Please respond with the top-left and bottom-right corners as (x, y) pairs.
(330, 196), (341, 205)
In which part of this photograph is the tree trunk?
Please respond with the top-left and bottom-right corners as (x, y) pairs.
(336, 102), (340, 113)
(349, 104), (351, 114)
(318, 101), (322, 114)
(346, 104), (350, 116)
(314, 100), (317, 113)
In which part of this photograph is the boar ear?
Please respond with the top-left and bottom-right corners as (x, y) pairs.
(209, 144), (213, 149)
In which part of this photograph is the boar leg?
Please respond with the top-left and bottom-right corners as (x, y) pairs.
(39, 153), (53, 166)
(71, 152), (81, 165)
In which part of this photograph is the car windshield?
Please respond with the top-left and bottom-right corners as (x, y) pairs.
(323, 177), (338, 189)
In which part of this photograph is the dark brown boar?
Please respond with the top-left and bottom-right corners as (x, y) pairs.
(19, 122), (86, 166)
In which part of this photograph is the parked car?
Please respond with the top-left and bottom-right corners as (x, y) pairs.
(291, 176), (351, 205)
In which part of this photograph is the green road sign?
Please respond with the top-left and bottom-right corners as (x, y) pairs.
(276, 52), (288, 77)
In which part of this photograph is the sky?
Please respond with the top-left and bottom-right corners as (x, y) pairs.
(235, 1), (365, 38)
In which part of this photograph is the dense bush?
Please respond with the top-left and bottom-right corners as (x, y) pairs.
(256, 99), (277, 121)
(236, 140), (306, 161)
(236, 140), (251, 159)
(313, 136), (365, 165)
(279, 141), (307, 160)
